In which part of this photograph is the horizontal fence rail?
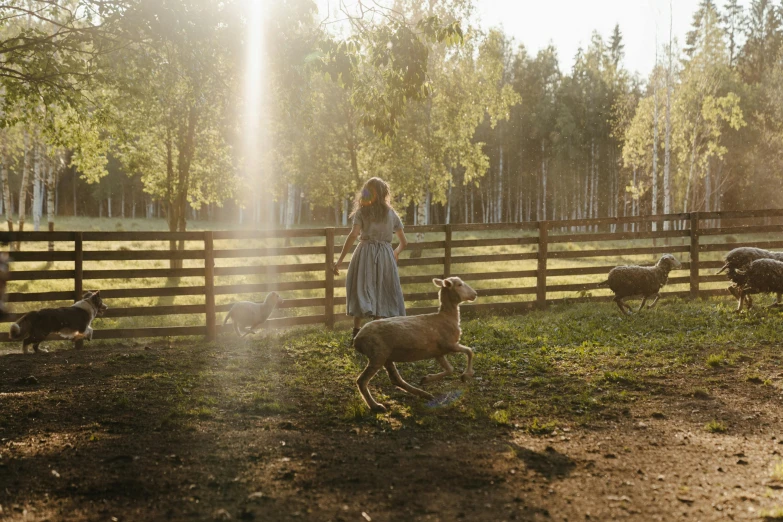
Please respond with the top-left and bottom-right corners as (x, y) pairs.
(1, 209), (782, 344)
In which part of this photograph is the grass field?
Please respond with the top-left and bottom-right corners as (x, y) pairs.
(2, 300), (783, 520)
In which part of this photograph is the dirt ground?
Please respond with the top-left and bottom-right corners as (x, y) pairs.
(2, 318), (783, 522)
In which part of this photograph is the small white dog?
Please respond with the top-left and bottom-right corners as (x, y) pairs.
(223, 292), (283, 337)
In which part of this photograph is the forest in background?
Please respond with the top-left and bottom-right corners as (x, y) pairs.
(0, 0), (782, 232)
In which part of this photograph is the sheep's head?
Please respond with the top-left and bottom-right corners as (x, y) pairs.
(656, 254), (682, 271)
(433, 277), (477, 303)
(265, 291), (284, 307)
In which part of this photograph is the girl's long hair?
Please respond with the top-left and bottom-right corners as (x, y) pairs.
(350, 177), (395, 223)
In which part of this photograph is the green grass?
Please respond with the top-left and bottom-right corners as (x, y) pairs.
(760, 506), (783, 521)
(772, 460), (783, 482)
(704, 420), (728, 433)
(264, 298), (783, 431)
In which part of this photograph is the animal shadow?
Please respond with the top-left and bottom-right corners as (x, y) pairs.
(510, 443), (576, 480)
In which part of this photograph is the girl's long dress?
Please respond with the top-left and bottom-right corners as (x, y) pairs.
(345, 208), (406, 318)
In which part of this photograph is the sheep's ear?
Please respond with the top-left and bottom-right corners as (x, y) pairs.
(442, 279), (453, 288)
(432, 278), (444, 287)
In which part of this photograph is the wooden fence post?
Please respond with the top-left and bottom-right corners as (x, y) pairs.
(74, 232), (84, 349)
(325, 227), (335, 329)
(444, 224), (452, 278)
(537, 221), (548, 309)
(204, 231), (216, 341)
(690, 212), (699, 300)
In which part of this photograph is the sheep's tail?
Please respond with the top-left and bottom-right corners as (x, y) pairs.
(9, 313), (32, 340)
(716, 263), (729, 275)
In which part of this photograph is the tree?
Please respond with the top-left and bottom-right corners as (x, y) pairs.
(109, 0), (239, 265)
(0, 1), (131, 120)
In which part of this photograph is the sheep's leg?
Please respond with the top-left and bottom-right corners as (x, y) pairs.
(745, 290), (757, 310)
(637, 296), (648, 312)
(356, 362), (387, 413)
(767, 293), (782, 308)
(614, 297), (632, 316)
(241, 323), (262, 338)
(647, 294), (661, 309)
(420, 356), (454, 385)
(385, 362), (435, 400)
(453, 344), (475, 381)
(734, 292), (745, 312)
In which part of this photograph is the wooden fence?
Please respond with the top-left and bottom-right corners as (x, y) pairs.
(2, 208), (783, 343)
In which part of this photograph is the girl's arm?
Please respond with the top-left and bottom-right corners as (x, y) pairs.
(393, 228), (408, 263)
(333, 224), (361, 276)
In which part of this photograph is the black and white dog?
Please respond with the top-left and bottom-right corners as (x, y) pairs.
(10, 290), (108, 353)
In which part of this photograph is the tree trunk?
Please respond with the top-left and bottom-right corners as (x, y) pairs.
(47, 156), (55, 249)
(683, 126), (699, 214)
(33, 144), (41, 231)
(497, 145), (503, 222)
(463, 185), (468, 224)
(1, 141), (12, 233)
(652, 67), (659, 231)
(445, 175), (452, 225)
(121, 185), (126, 218)
(18, 136), (31, 239)
(72, 164), (77, 217)
(663, 49), (673, 229)
(704, 161), (711, 212)
(592, 147), (599, 223)
(107, 191), (112, 218)
(54, 162), (59, 217)
(167, 105), (199, 268)
(46, 159), (55, 225)
(632, 166), (638, 232)
(285, 184), (296, 228)
(541, 140), (547, 221)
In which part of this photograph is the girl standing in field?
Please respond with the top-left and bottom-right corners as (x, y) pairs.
(333, 177), (408, 340)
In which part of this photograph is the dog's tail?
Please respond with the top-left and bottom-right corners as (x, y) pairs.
(717, 263), (729, 275)
(596, 280), (609, 288)
(9, 313), (33, 340)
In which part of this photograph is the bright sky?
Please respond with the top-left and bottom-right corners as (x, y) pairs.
(315, 0), (751, 76)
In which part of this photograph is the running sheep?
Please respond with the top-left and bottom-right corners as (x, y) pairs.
(352, 277), (477, 413)
(717, 247), (783, 310)
(599, 254), (682, 316)
(735, 258), (783, 311)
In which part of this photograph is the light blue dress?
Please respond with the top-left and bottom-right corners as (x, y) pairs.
(345, 208), (406, 318)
